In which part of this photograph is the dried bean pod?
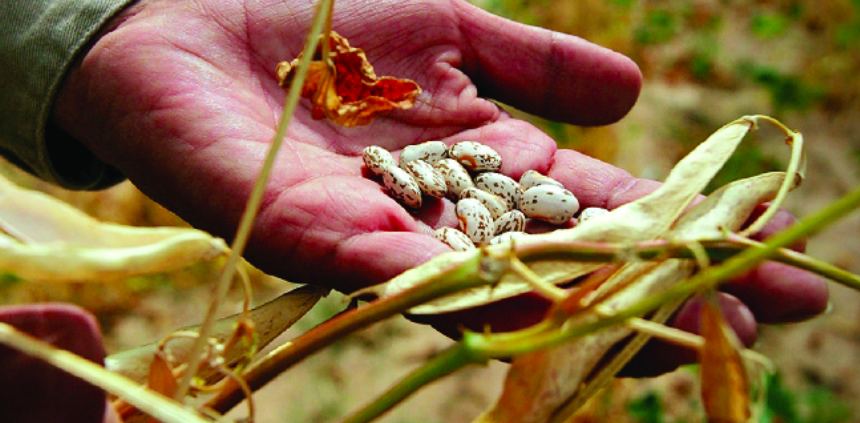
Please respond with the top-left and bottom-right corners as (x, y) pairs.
(488, 231), (528, 245)
(520, 184), (580, 225)
(494, 209), (526, 235)
(434, 227), (475, 251)
(578, 207), (609, 222)
(398, 141), (448, 166)
(519, 169), (564, 190)
(403, 159), (447, 198)
(434, 158), (474, 198)
(475, 172), (523, 210)
(362, 146), (396, 176)
(460, 187), (508, 220)
(382, 166), (422, 208)
(455, 198), (495, 245)
(448, 141), (502, 172)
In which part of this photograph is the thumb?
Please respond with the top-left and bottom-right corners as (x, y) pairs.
(453, 1), (642, 125)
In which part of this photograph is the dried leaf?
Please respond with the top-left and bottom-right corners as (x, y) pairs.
(146, 352), (178, 397)
(277, 31), (421, 126)
(0, 173), (228, 282)
(699, 296), (750, 423)
(106, 284), (327, 384)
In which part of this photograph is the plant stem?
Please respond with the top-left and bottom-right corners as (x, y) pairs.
(341, 343), (480, 423)
(173, 0), (334, 402)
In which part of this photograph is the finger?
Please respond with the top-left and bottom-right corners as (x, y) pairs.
(334, 231), (453, 292)
(545, 148), (663, 209)
(721, 261), (829, 323)
(746, 205), (807, 252)
(619, 292), (757, 377)
(454, 1), (641, 125)
(0, 304), (108, 423)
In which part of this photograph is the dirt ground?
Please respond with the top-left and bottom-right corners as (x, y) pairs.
(2, 0), (860, 422)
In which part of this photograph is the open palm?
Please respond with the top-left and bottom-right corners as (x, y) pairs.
(55, 0), (641, 289)
(54, 0), (827, 371)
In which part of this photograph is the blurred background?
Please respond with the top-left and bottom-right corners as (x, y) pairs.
(2, 0), (860, 421)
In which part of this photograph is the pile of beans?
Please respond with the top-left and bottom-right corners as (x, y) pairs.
(362, 141), (609, 251)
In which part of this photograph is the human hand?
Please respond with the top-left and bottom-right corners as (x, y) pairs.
(0, 304), (119, 423)
(51, 0), (826, 375)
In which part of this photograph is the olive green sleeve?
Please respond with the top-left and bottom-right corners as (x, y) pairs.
(0, 0), (136, 190)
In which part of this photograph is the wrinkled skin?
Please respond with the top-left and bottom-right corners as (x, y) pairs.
(42, 0), (828, 420)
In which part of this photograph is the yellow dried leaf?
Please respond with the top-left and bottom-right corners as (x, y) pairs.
(699, 297), (751, 423)
(277, 31), (421, 126)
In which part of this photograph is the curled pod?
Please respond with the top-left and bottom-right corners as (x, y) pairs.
(460, 187), (509, 220)
(475, 172), (523, 210)
(362, 146), (396, 176)
(398, 141), (448, 166)
(519, 169), (564, 190)
(488, 231), (528, 245)
(494, 209), (526, 235)
(434, 158), (475, 198)
(403, 159), (447, 198)
(578, 207), (610, 223)
(448, 141), (502, 172)
(520, 184), (580, 225)
(434, 227), (476, 251)
(455, 198), (495, 245)
(382, 165), (422, 208)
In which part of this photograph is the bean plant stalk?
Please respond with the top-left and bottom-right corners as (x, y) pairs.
(340, 182), (860, 423)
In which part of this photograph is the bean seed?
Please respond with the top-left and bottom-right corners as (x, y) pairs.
(398, 141), (448, 166)
(403, 159), (447, 198)
(519, 169), (564, 190)
(448, 141), (502, 172)
(520, 184), (580, 225)
(434, 158), (475, 198)
(362, 146), (396, 176)
(488, 231), (528, 245)
(434, 227), (475, 251)
(460, 187), (508, 220)
(455, 198), (495, 245)
(579, 207), (609, 222)
(475, 172), (523, 210)
(382, 165), (422, 208)
(494, 209), (526, 235)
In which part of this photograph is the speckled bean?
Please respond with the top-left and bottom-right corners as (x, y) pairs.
(434, 158), (475, 198)
(578, 207), (609, 222)
(519, 170), (564, 190)
(403, 159), (447, 198)
(488, 231), (528, 245)
(460, 187), (508, 220)
(475, 172), (523, 210)
(494, 209), (527, 235)
(362, 146), (396, 176)
(434, 227), (475, 251)
(520, 184), (580, 225)
(448, 141), (502, 172)
(455, 198), (495, 245)
(382, 165), (422, 208)
(398, 141), (448, 166)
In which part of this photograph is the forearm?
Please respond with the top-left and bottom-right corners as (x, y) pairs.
(0, 0), (135, 189)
